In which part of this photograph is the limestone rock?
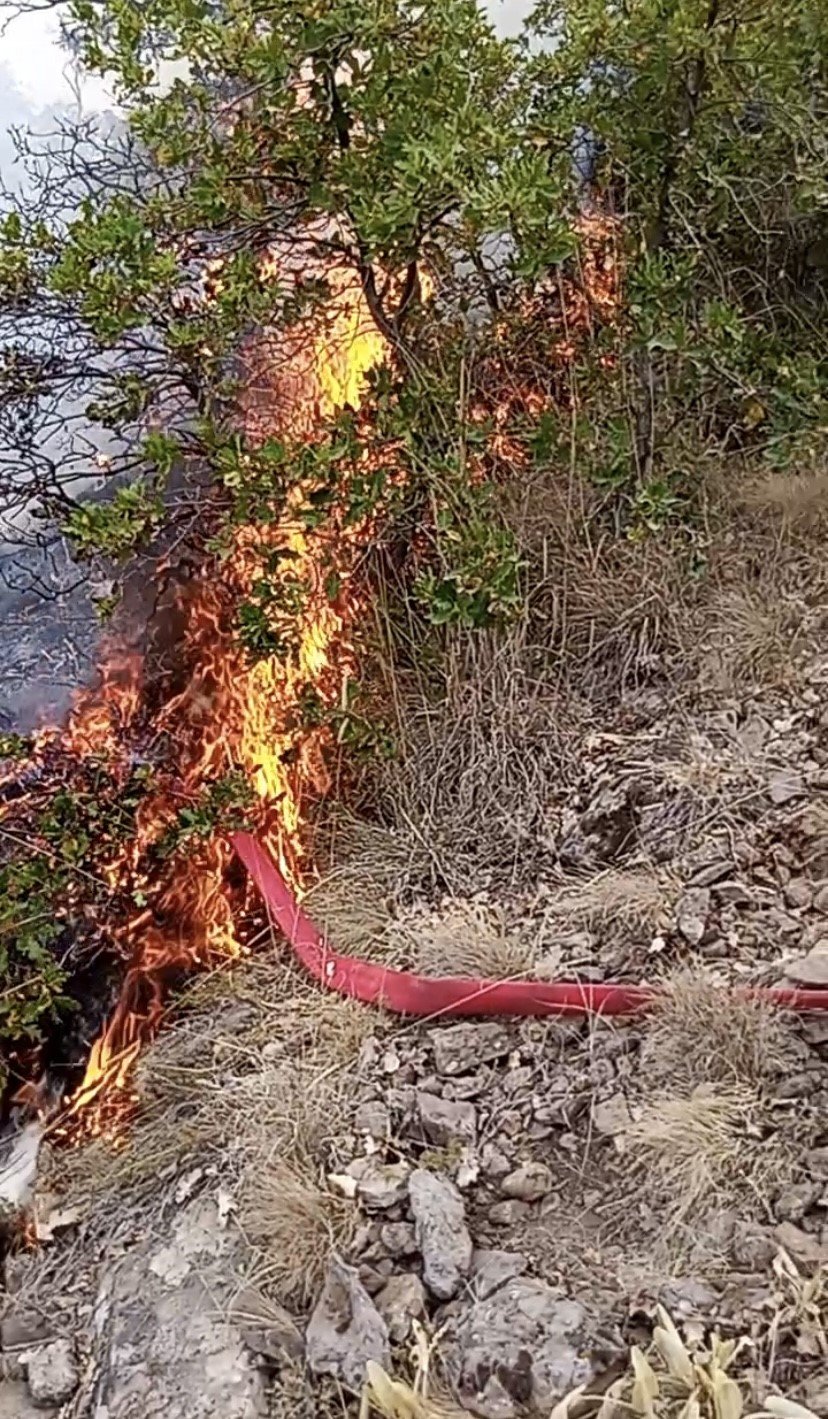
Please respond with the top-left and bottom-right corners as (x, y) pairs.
(488, 1200), (530, 1227)
(409, 1169), (472, 1300)
(374, 1274), (426, 1342)
(675, 888), (710, 945)
(499, 1163), (552, 1203)
(470, 1250), (527, 1300)
(442, 1278), (592, 1419)
(346, 1157), (411, 1211)
(379, 1222), (418, 1257)
(23, 1339), (78, 1409)
(306, 1258), (390, 1392)
(417, 1092), (477, 1147)
(785, 943), (828, 987)
(428, 1023), (512, 1077)
(768, 770), (804, 806)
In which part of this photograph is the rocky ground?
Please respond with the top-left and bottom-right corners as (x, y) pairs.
(2, 628), (828, 1419)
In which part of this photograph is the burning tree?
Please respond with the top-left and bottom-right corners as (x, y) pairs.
(0, 0), (826, 1125)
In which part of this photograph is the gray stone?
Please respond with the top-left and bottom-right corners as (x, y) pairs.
(591, 1093), (633, 1136)
(488, 1200), (531, 1227)
(675, 888), (710, 945)
(306, 1258), (390, 1392)
(229, 1291), (304, 1364)
(784, 943), (828, 987)
(378, 1222), (417, 1257)
(688, 860), (731, 888)
(22, 1339), (77, 1409)
(774, 1222), (828, 1268)
(417, 1092), (477, 1147)
(409, 1170), (472, 1300)
(354, 1101), (391, 1138)
(784, 878), (813, 910)
(813, 883), (828, 914)
(442, 1278), (592, 1419)
(774, 1181), (821, 1224)
(374, 1274), (426, 1343)
(428, 1023), (512, 1077)
(346, 1157), (411, 1211)
(731, 1222), (776, 1272)
(470, 1251), (527, 1300)
(0, 1381), (45, 1419)
(499, 1163), (552, 1203)
(90, 1197), (266, 1418)
(768, 770), (804, 806)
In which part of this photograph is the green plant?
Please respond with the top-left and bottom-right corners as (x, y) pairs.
(156, 771), (255, 858)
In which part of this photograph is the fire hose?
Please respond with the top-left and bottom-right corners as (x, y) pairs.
(232, 832), (828, 1018)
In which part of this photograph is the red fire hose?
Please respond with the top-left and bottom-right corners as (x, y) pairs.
(233, 832), (828, 1019)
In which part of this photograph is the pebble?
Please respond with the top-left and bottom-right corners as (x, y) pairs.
(374, 1274), (426, 1343)
(499, 1162), (553, 1203)
(488, 1199), (531, 1226)
(429, 1022), (512, 1077)
(784, 878), (813, 910)
(675, 888), (710, 945)
(346, 1157), (411, 1211)
(416, 1092), (477, 1147)
(784, 943), (828, 987)
(22, 1339), (78, 1408)
(409, 1169), (472, 1300)
(813, 882), (828, 914)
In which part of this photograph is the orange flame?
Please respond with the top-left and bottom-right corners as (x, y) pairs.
(55, 265), (387, 1132)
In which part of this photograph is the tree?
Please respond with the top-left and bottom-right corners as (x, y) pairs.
(527, 0), (828, 521)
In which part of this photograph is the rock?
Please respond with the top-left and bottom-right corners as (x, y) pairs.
(417, 1092), (477, 1147)
(675, 888), (710, 945)
(658, 1278), (718, 1319)
(90, 1195), (267, 1418)
(1, 1312), (54, 1352)
(429, 1023), (512, 1077)
(712, 881), (753, 907)
(409, 1170), (472, 1301)
(768, 770), (804, 806)
(499, 1164), (552, 1203)
(591, 1093), (632, 1137)
(0, 1381), (44, 1419)
(774, 1181), (821, 1224)
(306, 1258), (390, 1392)
(784, 943), (828, 987)
(731, 1222), (776, 1271)
(784, 878), (813, 910)
(442, 1278), (592, 1419)
(481, 1144), (513, 1180)
(23, 1339), (78, 1409)
(374, 1274), (426, 1343)
(813, 883), (828, 914)
(774, 1222), (828, 1268)
(488, 1200), (531, 1227)
(688, 860), (731, 888)
(354, 1101), (390, 1138)
(229, 1290), (304, 1364)
(378, 1222), (417, 1257)
(805, 1147), (828, 1179)
(346, 1157), (411, 1211)
(471, 1251), (527, 1301)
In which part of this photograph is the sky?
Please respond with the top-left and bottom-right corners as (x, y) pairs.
(0, 0), (536, 179)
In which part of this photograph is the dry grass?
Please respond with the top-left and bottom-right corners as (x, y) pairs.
(409, 898), (537, 980)
(624, 982), (809, 1253)
(549, 866), (674, 936)
(739, 468), (828, 526)
(641, 980), (799, 1091)
(239, 1153), (356, 1308)
(50, 951), (380, 1211)
(378, 628), (580, 891)
(703, 586), (810, 692)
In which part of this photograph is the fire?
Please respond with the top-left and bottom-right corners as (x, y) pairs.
(24, 265), (388, 1134)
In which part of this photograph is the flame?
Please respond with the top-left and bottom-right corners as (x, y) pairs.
(38, 265), (387, 1134)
